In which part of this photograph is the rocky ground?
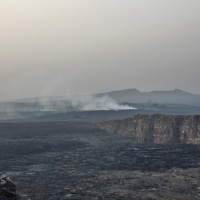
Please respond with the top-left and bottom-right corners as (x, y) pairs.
(0, 121), (200, 199)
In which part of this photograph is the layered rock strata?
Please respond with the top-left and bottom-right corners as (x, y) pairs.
(96, 114), (200, 144)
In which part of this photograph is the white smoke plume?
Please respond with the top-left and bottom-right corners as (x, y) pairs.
(0, 95), (137, 114)
(72, 95), (136, 111)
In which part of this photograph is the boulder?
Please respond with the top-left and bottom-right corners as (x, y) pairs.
(0, 174), (19, 200)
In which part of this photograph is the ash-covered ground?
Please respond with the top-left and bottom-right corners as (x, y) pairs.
(0, 121), (200, 199)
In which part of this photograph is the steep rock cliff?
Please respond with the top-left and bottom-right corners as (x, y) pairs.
(96, 114), (200, 144)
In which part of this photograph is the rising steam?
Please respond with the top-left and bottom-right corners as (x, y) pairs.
(0, 95), (137, 113)
(74, 95), (136, 111)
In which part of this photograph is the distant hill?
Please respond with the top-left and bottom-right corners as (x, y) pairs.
(95, 89), (200, 106)
(1, 89), (200, 110)
(1, 88), (200, 121)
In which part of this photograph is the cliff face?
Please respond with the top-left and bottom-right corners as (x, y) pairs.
(96, 115), (200, 144)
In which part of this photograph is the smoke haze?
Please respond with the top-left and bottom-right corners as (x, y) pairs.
(70, 95), (136, 111)
(1, 0), (200, 100)
(0, 95), (136, 114)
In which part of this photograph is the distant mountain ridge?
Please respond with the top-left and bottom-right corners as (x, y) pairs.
(2, 89), (200, 106)
(95, 89), (200, 106)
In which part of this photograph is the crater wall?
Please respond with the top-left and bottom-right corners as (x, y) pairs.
(96, 114), (200, 144)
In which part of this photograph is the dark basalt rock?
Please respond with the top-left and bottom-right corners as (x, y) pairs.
(0, 174), (19, 200)
(96, 114), (200, 144)
(0, 121), (200, 199)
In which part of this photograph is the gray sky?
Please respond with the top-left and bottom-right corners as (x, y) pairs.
(1, 0), (200, 100)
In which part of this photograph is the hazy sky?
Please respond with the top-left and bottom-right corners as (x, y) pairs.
(1, 0), (200, 100)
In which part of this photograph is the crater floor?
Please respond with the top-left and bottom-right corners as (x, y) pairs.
(0, 121), (200, 200)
